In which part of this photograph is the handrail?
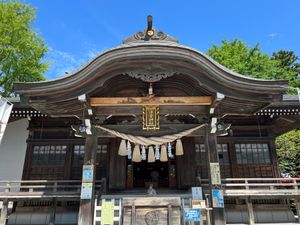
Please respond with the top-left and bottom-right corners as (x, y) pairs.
(0, 178), (298, 199)
(0, 179), (105, 199)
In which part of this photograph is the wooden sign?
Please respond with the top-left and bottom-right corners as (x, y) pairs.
(143, 105), (160, 130)
(210, 163), (221, 185)
(192, 200), (206, 209)
(123, 197), (181, 225)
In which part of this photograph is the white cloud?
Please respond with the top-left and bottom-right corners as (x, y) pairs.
(268, 32), (278, 39)
(45, 46), (104, 80)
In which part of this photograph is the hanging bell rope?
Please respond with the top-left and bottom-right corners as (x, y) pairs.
(95, 124), (207, 146)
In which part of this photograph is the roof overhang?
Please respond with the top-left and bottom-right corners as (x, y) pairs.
(14, 42), (288, 118)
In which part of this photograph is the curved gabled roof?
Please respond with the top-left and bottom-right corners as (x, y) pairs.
(14, 28), (288, 117)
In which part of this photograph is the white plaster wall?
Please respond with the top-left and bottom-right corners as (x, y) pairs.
(0, 118), (29, 180)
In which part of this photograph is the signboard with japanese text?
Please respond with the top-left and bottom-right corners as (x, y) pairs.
(210, 163), (221, 185)
(184, 208), (200, 221)
(192, 187), (203, 200)
(101, 201), (114, 225)
(82, 165), (94, 182)
(80, 182), (93, 200)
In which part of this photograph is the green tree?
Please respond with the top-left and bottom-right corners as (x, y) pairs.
(207, 39), (300, 176)
(276, 130), (300, 176)
(207, 39), (300, 93)
(272, 50), (300, 91)
(0, 0), (48, 96)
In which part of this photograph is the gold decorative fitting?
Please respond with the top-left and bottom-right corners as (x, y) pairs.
(142, 105), (160, 130)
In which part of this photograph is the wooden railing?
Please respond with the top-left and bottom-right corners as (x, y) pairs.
(0, 178), (299, 199)
(222, 177), (300, 197)
(0, 180), (104, 199)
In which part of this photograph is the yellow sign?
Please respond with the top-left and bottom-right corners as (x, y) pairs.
(210, 163), (221, 185)
(142, 105), (160, 130)
(101, 201), (114, 224)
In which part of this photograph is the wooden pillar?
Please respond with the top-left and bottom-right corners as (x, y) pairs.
(205, 126), (226, 225)
(0, 199), (8, 225)
(246, 197), (255, 225)
(49, 198), (57, 225)
(78, 129), (97, 225)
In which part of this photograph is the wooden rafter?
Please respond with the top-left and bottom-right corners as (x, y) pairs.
(89, 96), (212, 106)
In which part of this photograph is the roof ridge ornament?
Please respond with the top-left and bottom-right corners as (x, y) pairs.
(123, 15), (178, 44)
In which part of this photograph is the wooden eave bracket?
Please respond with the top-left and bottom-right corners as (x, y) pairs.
(78, 94), (93, 116)
(210, 92), (225, 114)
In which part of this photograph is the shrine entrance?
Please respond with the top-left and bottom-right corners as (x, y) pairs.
(124, 143), (178, 189)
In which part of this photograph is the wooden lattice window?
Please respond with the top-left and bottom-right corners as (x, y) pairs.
(195, 143), (229, 164)
(235, 143), (271, 164)
(71, 144), (108, 180)
(217, 144), (229, 164)
(32, 145), (67, 166)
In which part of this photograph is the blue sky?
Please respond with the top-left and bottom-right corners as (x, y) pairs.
(25, 0), (300, 80)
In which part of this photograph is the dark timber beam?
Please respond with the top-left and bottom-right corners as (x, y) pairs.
(78, 127), (97, 225)
(205, 125), (226, 225)
(90, 96), (212, 106)
(93, 105), (209, 116)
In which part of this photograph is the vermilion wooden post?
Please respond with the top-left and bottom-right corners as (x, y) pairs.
(78, 128), (97, 225)
(205, 126), (226, 225)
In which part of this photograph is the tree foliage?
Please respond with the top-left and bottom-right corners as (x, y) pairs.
(207, 39), (300, 93)
(0, 0), (48, 96)
(271, 50), (300, 91)
(207, 39), (300, 176)
(276, 130), (300, 176)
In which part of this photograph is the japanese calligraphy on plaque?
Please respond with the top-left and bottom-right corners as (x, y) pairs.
(210, 163), (221, 185)
(142, 105), (160, 130)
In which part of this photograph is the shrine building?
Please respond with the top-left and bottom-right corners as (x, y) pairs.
(0, 17), (300, 225)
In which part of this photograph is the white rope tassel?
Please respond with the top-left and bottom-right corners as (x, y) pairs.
(176, 139), (184, 156)
(132, 144), (141, 162)
(118, 139), (127, 156)
(141, 145), (147, 160)
(127, 141), (132, 160)
(160, 144), (168, 162)
(155, 145), (160, 160)
(148, 146), (155, 163)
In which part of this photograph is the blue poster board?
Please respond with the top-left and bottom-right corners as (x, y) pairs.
(82, 165), (93, 182)
(184, 208), (200, 221)
(212, 188), (224, 208)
